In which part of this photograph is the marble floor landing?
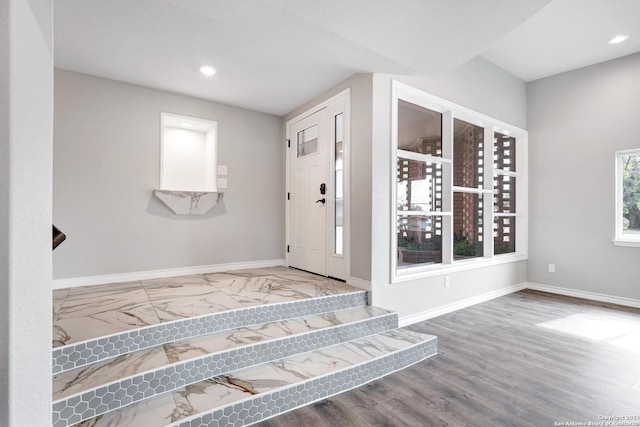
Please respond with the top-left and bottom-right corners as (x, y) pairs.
(53, 267), (360, 348)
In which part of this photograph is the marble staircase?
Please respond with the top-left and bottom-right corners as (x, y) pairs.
(52, 268), (437, 426)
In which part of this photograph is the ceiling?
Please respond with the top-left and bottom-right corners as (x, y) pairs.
(481, 0), (640, 82)
(54, 0), (639, 116)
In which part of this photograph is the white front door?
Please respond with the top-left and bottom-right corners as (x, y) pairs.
(288, 108), (328, 276)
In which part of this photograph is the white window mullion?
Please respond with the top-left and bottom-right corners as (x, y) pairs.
(452, 186), (492, 195)
(483, 125), (495, 258)
(442, 111), (453, 265)
(400, 211), (452, 216)
(495, 169), (520, 178)
(516, 134), (528, 255)
(390, 83), (400, 279)
(397, 149), (451, 165)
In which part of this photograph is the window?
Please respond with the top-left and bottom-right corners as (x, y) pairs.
(392, 81), (527, 281)
(614, 149), (640, 247)
(493, 132), (517, 255)
(453, 119), (485, 261)
(334, 113), (344, 255)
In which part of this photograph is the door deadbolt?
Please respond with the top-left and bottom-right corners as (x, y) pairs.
(319, 183), (326, 195)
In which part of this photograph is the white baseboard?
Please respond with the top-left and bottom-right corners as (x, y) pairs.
(398, 282), (527, 327)
(53, 259), (286, 289)
(525, 282), (640, 309)
(347, 276), (371, 291)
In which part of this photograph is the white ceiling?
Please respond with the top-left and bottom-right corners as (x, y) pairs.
(54, 0), (639, 116)
(481, 0), (640, 82)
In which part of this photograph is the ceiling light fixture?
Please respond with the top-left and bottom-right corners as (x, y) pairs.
(608, 35), (629, 45)
(199, 65), (216, 76)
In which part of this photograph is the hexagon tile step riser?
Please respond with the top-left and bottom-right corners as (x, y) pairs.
(54, 330), (437, 427)
(53, 291), (368, 374)
(51, 313), (398, 427)
(174, 335), (438, 427)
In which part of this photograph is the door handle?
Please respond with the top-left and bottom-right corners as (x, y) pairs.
(315, 198), (326, 204)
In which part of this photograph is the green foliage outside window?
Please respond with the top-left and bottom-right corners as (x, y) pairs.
(623, 154), (640, 231)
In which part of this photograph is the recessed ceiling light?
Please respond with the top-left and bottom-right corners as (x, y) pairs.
(608, 35), (629, 45)
(199, 65), (216, 76)
(181, 122), (193, 128)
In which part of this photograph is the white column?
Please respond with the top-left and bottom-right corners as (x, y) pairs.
(0, 0), (53, 425)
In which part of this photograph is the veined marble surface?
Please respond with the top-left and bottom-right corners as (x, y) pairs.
(75, 391), (177, 427)
(342, 328), (428, 359)
(68, 327), (433, 426)
(270, 329), (430, 383)
(163, 306), (389, 364)
(53, 346), (169, 400)
(142, 276), (245, 322)
(51, 306), (389, 400)
(52, 267), (360, 347)
(153, 190), (221, 215)
(171, 364), (291, 422)
(54, 282), (160, 347)
(53, 289), (68, 314)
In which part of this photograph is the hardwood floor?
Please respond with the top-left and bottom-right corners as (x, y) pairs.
(256, 290), (640, 426)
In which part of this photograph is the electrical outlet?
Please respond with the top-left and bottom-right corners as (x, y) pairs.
(548, 264), (556, 273)
(444, 276), (450, 288)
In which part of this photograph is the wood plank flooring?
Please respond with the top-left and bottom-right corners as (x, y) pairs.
(256, 290), (640, 426)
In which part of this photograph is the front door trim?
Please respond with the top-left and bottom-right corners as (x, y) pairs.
(285, 88), (351, 280)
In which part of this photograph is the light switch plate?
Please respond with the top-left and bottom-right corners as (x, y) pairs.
(218, 165), (228, 176)
(217, 178), (228, 188)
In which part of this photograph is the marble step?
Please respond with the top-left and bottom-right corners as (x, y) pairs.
(52, 306), (397, 427)
(68, 328), (438, 427)
(53, 288), (368, 374)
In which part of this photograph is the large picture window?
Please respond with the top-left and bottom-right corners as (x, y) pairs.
(614, 149), (640, 247)
(392, 81), (527, 280)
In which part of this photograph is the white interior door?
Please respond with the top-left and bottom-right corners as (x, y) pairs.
(288, 109), (328, 276)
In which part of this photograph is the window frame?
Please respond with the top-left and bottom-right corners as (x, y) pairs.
(391, 81), (528, 283)
(613, 148), (640, 247)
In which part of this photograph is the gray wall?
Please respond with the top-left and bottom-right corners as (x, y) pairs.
(395, 56), (527, 130)
(54, 69), (284, 279)
(1, 0), (53, 424)
(284, 74), (373, 281)
(370, 57), (529, 320)
(527, 52), (640, 300)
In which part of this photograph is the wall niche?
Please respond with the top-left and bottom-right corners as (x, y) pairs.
(154, 113), (221, 214)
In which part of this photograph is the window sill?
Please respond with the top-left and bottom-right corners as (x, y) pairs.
(612, 239), (640, 248)
(392, 253), (527, 283)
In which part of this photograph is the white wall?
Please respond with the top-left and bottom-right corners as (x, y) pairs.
(527, 52), (640, 300)
(370, 57), (529, 320)
(54, 69), (284, 279)
(284, 74), (373, 282)
(0, 0), (53, 424)
(162, 127), (211, 192)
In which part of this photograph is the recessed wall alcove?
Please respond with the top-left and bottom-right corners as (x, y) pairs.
(154, 112), (222, 215)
